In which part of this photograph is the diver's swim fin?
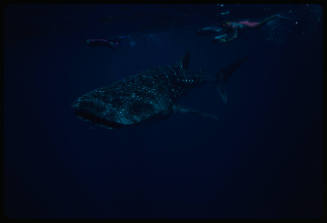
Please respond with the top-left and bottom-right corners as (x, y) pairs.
(260, 14), (292, 26)
(216, 56), (248, 104)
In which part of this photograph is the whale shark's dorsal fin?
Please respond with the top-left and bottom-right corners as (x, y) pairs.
(180, 51), (190, 70)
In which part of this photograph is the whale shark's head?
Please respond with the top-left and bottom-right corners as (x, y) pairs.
(72, 94), (124, 129)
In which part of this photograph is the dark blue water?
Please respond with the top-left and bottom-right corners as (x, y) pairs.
(3, 4), (323, 218)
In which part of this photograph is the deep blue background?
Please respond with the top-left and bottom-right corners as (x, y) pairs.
(3, 4), (323, 218)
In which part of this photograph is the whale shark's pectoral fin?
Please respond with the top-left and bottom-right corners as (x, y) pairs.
(173, 105), (219, 121)
(216, 83), (228, 104)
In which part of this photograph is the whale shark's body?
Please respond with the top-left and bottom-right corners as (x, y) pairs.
(72, 52), (246, 129)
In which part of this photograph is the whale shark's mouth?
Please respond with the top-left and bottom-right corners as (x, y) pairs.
(74, 109), (125, 129)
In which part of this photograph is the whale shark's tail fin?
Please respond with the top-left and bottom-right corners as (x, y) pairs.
(216, 56), (248, 104)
